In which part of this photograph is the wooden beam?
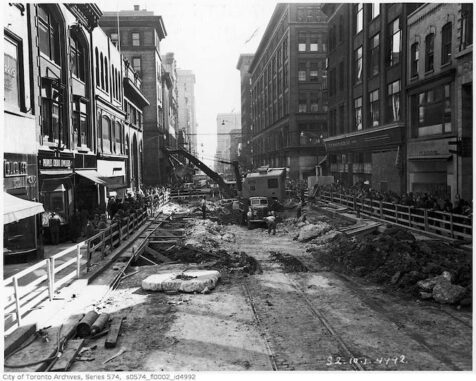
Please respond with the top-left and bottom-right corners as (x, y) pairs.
(50, 339), (84, 371)
(149, 240), (178, 244)
(105, 317), (123, 349)
(138, 254), (160, 266)
(144, 246), (172, 263)
(4, 324), (37, 358)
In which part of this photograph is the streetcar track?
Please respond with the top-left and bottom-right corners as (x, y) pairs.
(242, 282), (279, 371)
(296, 255), (467, 371)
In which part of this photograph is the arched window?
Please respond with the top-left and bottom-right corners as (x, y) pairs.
(38, 5), (60, 64)
(95, 48), (100, 86)
(115, 121), (122, 154)
(100, 52), (104, 89)
(70, 36), (85, 81)
(101, 116), (111, 154)
(104, 57), (109, 92)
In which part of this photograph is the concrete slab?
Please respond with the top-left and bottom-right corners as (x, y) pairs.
(142, 270), (221, 293)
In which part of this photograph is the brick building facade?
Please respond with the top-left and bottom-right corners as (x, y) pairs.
(406, 3), (473, 202)
(100, 6), (168, 186)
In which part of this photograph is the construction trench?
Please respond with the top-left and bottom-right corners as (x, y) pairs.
(4, 199), (472, 371)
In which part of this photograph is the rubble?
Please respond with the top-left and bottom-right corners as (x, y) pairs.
(310, 227), (471, 305)
(296, 222), (332, 242)
(270, 251), (309, 273)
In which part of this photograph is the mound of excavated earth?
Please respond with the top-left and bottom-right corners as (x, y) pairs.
(142, 270), (221, 293)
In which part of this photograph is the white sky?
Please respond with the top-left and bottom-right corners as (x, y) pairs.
(98, 0), (282, 166)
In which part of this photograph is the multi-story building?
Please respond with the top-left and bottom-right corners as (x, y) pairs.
(4, 4), (44, 261)
(162, 52), (179, 151)
(215, 113), (241, 176)
(323, 3), (419, 192)
(249, 3), (328, 180)
(3, 3), (151, 260)
(406, 3), (472, 202)
(32, 3), (103, 222)
(236, 54), (254, 171)
(100, 6), (168, 186)
(123, 58), (149, 192)
(177, 69), (197, 154)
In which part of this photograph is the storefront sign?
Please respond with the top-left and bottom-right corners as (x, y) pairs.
(40, 158), (73, 169)
(325, 125), (403, 152)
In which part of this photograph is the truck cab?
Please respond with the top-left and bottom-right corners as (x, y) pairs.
(246, 196), (269, 229)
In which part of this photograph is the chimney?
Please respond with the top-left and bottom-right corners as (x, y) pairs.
(134, 5), (140, 11)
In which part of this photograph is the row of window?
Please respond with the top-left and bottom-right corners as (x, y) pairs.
(410, 22), (452, 78)
(330, 82), (451, 138)
(98, 116), (125, 155)
(298, 92), (328, 113)
(110, 31), (141, 47)
(94, 48), (123, 100)
(354, 3), (380, 35)
(298, 60), (326, 82)
(298, 32), (327, 53)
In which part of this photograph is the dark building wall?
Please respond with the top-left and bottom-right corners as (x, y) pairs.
(249, 3), (328, 180)
(324, 3), (415, 192)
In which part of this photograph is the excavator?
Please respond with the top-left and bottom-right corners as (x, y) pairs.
(166, 148), (242, 199)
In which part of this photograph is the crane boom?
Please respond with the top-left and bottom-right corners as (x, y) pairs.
(166, 148), (239, 198)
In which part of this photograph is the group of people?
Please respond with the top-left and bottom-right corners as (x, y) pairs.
(316, 182), (472, 217)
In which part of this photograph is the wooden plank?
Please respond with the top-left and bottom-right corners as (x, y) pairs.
(105, 317), (123, 349)
(4, 324), (37, 358)
(50, 339), (84, 371)
(4, 320), (79, 372)
(144, 246), (172, 263)
(149, 240), (178, 244)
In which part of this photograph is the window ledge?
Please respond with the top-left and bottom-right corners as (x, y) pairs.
(440, 62), (452, 69)
(410, 74), (419, 81)
(424, 69), (434, 76)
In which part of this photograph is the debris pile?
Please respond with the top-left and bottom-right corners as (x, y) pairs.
(161, 202), (192, 215)
(270, 251), (309, 273)
(142, 270), (221, 293)
(311, 227), (472, 305)
(295, 222), (333, 242)
(184, 219), (236, 249)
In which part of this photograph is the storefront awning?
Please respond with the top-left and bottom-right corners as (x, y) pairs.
(408, 155), (452, 161)
(100, 175), (127, 190)
(76, 170), (107, 185)
(3, 192), (45, 224)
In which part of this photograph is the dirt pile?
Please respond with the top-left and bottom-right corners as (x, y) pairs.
(184, 219), (236, 249)
(161, 202), (192, 215)
(159, 245), (262, 276)
(295, 222), (332, 242)
(312, 227), (472, 304)
(270, 251), (309, 273)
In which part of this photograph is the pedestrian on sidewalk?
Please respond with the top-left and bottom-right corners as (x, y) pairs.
(201, 198), (207, 219)
(264, 211), (276, 235)
(49, 212), (61, 245)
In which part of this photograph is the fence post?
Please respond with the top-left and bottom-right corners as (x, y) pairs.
(118, 222), (123, 243)
(127, 217), (130, 238)
(450, 213), (454, 238)
(76, 244), (81, 279)
(395, 204), (398, 223)
(424, 209), (429, 231)
(50, 257), (55, 296)
(408, 206), (412, 227)
(13, 276), (22, 327)
(100, 231), (106, 259)
(379, 201), (383, 219)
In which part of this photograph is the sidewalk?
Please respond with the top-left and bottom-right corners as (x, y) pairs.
(3, 240), (88, 280)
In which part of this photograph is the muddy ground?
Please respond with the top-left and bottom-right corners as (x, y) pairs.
(70, 203), (472, 371)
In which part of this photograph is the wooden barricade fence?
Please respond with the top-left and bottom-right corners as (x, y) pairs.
(4, 191), (170, 335)
(317, 190), (472, 241)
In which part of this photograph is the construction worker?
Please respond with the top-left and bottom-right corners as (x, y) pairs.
(264, 211), (276, 235)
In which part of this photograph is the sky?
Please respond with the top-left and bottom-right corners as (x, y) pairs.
(98, 0), (282, 166)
